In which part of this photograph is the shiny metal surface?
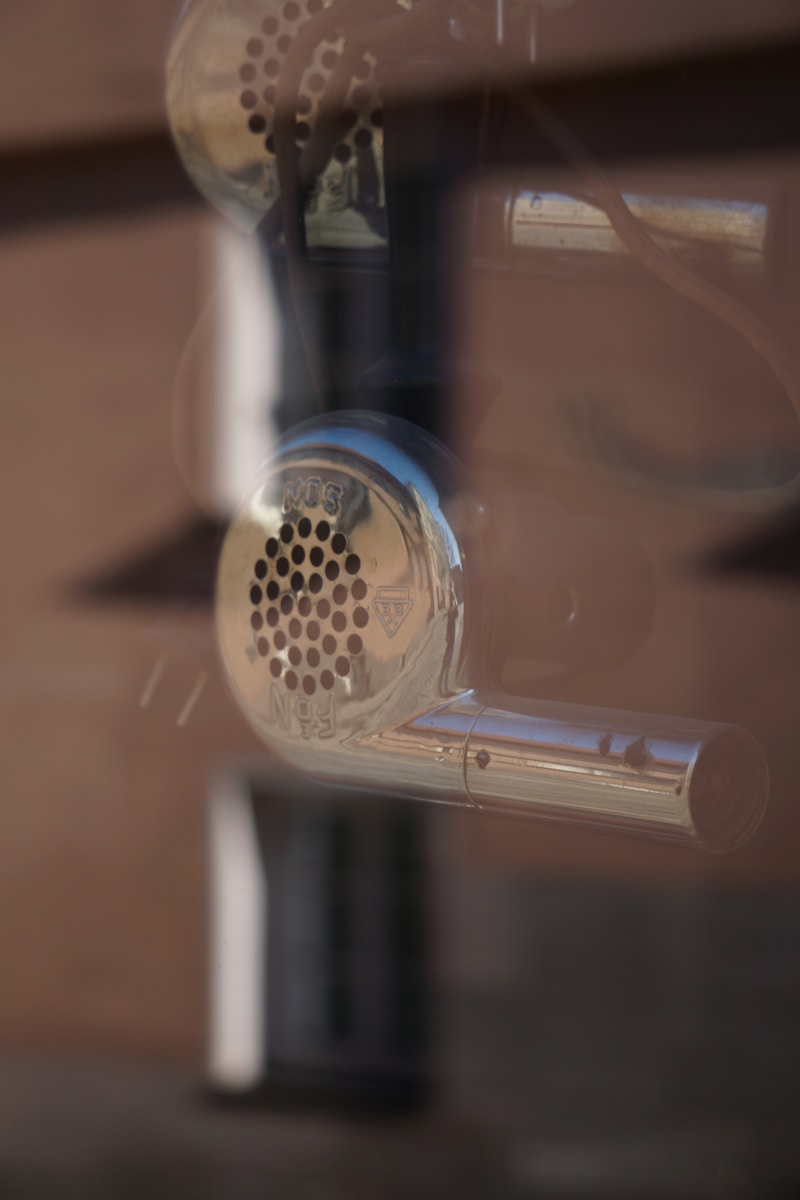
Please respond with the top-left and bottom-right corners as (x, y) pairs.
(503, 187), (772, 278)
(460, 696), (768, 852)
(216, 413), (768, 849)
(166, 0), (388, 237)
(462, 180), (777, 280)
(167, 1), (774, 282)
(216, 412), (471, 795)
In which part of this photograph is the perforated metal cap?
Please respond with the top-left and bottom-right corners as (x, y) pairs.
(167, 0), (385, 232)
(216, 413), (470, 779)
(246, 515), (371, 696)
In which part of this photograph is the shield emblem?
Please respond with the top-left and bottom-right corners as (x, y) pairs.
(373, 586), (414, 637)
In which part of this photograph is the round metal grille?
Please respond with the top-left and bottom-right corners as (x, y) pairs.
(248, 514), (370, 694)
(237, 1), (383, 183)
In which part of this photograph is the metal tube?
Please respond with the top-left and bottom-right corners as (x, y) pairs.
(458, 694), (768, 851)
(478, 187), (773, 280)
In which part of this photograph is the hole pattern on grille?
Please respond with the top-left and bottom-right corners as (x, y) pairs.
(236, 0), (383, 182)
(248, 516), (369, 690)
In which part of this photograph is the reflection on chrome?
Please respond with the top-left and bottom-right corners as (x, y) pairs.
(216, 413), (768, 853)
(166, 0), (774, 283)
(494, 188), (770, 276)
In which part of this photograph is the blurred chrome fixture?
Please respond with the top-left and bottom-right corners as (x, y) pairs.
(475, 185), (772, 280)
(165, 0), (539, 233)
(216, 413), (768, 851)
(166, 0), (774, 285)
(166, 0), (387, 232)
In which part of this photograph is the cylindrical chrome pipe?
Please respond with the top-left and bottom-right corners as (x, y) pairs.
(410, 692), (767, 852)
(476, 186), (772, 281)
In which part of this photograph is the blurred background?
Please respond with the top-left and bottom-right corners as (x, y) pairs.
(3, 1), (800, 1196)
